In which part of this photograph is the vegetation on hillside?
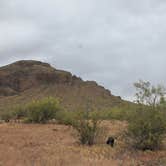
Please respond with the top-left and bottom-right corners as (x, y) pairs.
(0, 97), (61, 123)
(25, 97), (61, 123)
(0, 80), (166, 152)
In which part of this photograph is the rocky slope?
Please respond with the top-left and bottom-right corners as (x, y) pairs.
(0, 60), (126, 111)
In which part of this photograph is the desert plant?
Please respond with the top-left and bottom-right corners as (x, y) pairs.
(0, 111), (13, 122)
(26, 97), (61, 123)
(127, 80), (166, 150)
(134, 80), (166, 107)
(89, 106), (136, 122)
(12, 106), (27, 119)
(73, 112), (101, 146)
(56, 110), (81, 125)
(127, 108), (166, 150)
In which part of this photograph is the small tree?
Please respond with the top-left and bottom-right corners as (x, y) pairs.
(127, 80), (166, 150)
(134, 80), (166, 107)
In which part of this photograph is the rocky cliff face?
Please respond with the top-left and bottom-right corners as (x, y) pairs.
(0, 61), (77, 95)
(0, 60), (111, 96)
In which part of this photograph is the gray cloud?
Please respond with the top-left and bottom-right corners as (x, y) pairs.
(1, 0), (166, 100)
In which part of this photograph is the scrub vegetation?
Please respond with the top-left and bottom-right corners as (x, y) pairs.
(0, 61), (166, 165)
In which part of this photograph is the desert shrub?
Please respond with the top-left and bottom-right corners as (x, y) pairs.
(93, 126), (108, 144)
(0, 111), (13, 122)
(12, 106), (27, 119)
(107, 107), (129, 120)
(0, 105), (29, 122)
(90, 106), (136, 121)
(127, 107), (166, 150)
(26, 97), (61, 123)
(73, 112), (101, 146)
(56, 110), (81, 125)
(126, 80), (166, 150)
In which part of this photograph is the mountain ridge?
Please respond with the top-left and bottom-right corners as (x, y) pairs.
(0, 60), (126, 111)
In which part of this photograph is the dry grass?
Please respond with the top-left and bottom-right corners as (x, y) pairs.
(0, 121), (165, 166)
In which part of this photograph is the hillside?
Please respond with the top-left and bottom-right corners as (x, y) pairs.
(0, 60), (127, 112)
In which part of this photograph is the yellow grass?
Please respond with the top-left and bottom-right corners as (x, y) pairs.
(0, 121), (165, 166)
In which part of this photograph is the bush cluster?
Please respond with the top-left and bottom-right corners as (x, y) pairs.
(56, 110), (81, 125)
(0, 79), (166, 150)
(25, 97), (60, 123)
(127, 107), (166, 150)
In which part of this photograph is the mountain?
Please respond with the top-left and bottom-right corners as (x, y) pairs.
(0, 60), (127, 112)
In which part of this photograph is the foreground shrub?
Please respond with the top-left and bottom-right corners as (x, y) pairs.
(26, 97), (60, 123)
(127, 107), (166, 150)
(126, 80), (166, 150)
(73, 112), (101, 146)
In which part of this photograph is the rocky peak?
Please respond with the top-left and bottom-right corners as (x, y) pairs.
(0, 60), (113, 99)
(0, 60), (73, 95)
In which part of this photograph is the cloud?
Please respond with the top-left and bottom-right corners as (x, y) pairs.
(1, 0), (166, 100)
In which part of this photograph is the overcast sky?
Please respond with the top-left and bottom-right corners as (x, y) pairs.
(1, 0), (166, 100)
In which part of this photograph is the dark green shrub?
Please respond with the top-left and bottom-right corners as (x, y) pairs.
(127, 107), (166, 150)
(26, 97), (60, 123)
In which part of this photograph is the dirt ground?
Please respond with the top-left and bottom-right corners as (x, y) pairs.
(0, 121), (165, 166)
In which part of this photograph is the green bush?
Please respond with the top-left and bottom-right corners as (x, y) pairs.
(127, 107), (166, 150)
(89, 106), (136, 121)
(0, 105), (30, 122)
(12, 106), (27, 119)
(56, 111), (81, 125)
(26, 97), (61, 123)
(73, 112), (101, 146)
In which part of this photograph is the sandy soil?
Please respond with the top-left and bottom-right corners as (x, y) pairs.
(0, 121), (165, 166)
